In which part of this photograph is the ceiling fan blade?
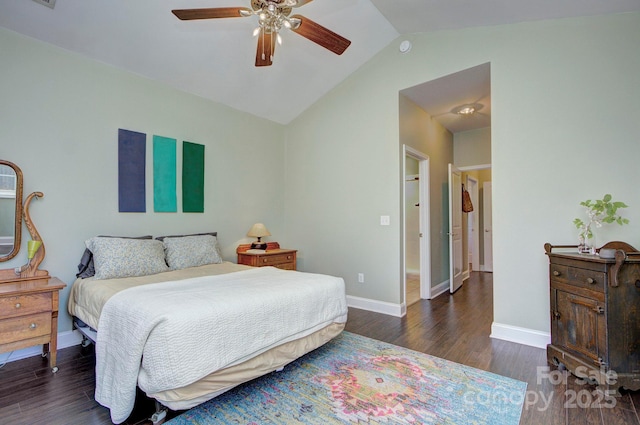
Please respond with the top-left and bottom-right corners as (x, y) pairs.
(172, 7), (252, 20)
(290, 15), (350, 55)
(255, 28), (274, 67)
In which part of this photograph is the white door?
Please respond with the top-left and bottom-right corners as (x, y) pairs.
(483, 181), (493, 272)
(449, 164), (463, 293)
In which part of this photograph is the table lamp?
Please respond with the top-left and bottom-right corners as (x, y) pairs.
(247, 223), (270, 250)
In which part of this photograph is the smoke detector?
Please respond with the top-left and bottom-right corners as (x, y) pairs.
(32, 0), (56, 9)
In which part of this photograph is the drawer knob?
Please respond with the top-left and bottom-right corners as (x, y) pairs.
(586, 277), (595, 285)
(553, 270), (561, 276)
(29, 323), (37, 329)
(263, 259), (268, 263)
(287, 256), (291, 260)
(15, 303), (21, 309)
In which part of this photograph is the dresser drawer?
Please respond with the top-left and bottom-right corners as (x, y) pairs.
(567, 267), (605, 292)
(259, 253), (295, 266)
(0, 312), (51, 343)
(0, 293), (51, 319)
(550, 264), (570, 282)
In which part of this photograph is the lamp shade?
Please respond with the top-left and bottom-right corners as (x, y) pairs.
(247, 223), (271, 238)
(27, 240), (42, 260)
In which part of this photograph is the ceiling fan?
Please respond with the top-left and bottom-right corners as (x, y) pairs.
(172, 0), (351, 67)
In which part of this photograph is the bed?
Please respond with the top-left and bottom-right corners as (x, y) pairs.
(67, 233), (348, 424)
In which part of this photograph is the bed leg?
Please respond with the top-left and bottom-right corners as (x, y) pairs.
(150, 401), (168, 425)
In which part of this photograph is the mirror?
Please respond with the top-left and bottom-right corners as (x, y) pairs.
(0, 160), (23, 262)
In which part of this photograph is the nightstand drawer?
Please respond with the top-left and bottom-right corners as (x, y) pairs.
(0, 312), (51, 342)
(259, 253), (295, 266)
(237, 244), (297, 271)
(0, 293), (51, 319)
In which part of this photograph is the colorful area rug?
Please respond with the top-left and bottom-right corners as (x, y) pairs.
(166, 332), (526, 424)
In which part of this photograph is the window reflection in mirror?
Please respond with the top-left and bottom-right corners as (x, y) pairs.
(0, 161), (22, 261)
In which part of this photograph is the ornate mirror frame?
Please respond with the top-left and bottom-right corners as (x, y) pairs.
(0, 160), (23, 262)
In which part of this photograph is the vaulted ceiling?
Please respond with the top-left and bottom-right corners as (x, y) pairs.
(1, 0), (638, 131)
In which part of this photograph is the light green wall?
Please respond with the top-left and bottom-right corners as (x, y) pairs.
(0, 28), (286, 332)
(454, 127), (491, 166)
(284, 12), (640, 334)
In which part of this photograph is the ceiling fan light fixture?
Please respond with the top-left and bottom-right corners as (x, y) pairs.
(287, 17), (301, 29)
(452, 103), (483, 116)
(172, 0), (352, 67)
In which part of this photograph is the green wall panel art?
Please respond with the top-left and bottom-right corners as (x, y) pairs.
(182, 141), (205, 213)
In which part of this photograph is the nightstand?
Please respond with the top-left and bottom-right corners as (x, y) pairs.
(237, 242), (297, 270)
(0, 276), (66, 372)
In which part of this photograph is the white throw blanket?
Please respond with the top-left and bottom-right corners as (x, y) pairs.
(95, 266), (347, 424)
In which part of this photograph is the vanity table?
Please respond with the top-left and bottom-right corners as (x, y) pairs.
(0, 160), (65, 372)
(0, 276), (66, 372)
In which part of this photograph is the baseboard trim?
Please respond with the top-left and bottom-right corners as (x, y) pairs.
(0, 330), (84, 364)
(490, 322), (550, 349)
(347, 295), (405, 317)
(429, 279), (449, 299)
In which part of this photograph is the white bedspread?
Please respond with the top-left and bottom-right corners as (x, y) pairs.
(95, 266), (347, 424)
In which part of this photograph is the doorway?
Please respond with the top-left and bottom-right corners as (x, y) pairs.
(403, 146), (430, 307)
(459, 166), (492, 273)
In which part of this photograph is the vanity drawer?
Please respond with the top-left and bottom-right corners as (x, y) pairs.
(0, 312), (51, 343)
(0, 293), (51, 319)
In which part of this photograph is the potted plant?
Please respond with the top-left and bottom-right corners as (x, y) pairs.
(574, 194), (629, 254)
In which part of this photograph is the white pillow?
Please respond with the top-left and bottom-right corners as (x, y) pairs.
(163, 234), (223, 270)
(86, 237), (169, 280)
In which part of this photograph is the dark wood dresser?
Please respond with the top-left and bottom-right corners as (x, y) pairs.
(545, 242), (640, 393)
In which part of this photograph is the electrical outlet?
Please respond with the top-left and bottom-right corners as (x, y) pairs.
(380, 215), (390, 226)
(358, 273), (364, 283)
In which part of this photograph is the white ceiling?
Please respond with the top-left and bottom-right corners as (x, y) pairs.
(1, 0), (638, 130)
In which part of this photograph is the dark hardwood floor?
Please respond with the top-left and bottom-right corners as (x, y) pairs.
(1, 271), (638, 424)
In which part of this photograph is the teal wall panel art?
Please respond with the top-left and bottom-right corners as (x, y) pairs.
(153, 136), (177, 212)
